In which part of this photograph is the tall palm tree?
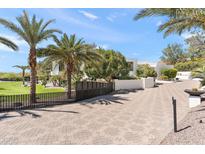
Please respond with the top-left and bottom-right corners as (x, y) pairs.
(0, 36), (18, 50)
(38, 33), (101, 99)
(13, 65), (29, 86)
(134, 8), (205, 37)
(0, 10), (61, 103)
(161, 43), (186, 65)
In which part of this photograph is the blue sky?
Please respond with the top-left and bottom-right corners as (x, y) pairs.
(0, 8), (188, 72)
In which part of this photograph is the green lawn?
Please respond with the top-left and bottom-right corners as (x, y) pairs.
(0, 81), (65, 95)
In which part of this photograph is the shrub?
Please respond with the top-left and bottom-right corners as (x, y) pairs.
(119, 76), (137, 80)
(0, 72), (22, 81)
(159, 75), (169, 80)
(161, 68), (177, 79)
(38, 75), (49, 87)
(50, 75), (63, 87)
(201, 78), (205, 86)
(136, 64), (157, 78)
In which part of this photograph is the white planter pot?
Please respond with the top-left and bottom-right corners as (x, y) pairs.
(188, 96), (201, 108)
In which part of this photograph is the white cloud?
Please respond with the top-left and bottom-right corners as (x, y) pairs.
(106, 12), (127, 22)
(0, 33), (26, 52)
(78, 10), (98, 20)
(107, 15), (116, 22)
(45, 9), (136, 43)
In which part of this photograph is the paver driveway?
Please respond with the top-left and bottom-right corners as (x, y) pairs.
(0, 80), (200, 144)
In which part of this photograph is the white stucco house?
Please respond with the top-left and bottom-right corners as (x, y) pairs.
(51, 59), (139, 78)
(51, 60), (176, 79)
(51, 61), (60, 76)
(138, 61), (174, 78)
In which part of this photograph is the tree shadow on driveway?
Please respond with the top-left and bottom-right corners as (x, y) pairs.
(0, 110), (41, 121)
(77, 94), (129, 109)
(0, 113), (19, 121)
(0, 108), (79, 121)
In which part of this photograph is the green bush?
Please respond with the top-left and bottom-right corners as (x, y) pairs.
(161, 68), (177, 79)
(201, 78), (205, 86)
(50, 75), (63, 87)
(159, 75), (169, 80)
(38, 75), (49, 87)
(0, 72), (22, 81)
(119, 76), (136, 80)
(136, 64), (157, 78)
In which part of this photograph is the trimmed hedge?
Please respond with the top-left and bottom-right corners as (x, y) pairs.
(159, 75), (169, 81)
(0, 72), (30, 81)
(160, 68), (177, 80)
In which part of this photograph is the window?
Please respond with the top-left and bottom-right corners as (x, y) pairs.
(128, 62), (134, 71)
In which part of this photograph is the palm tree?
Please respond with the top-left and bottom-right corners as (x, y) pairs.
(134, 8), (205, 37)
(0, 36), (18, 50)
(13, 65), (29, 86)
(85, 48), (129, 82)
(38, 33), (101, 99)
(0, 10), (61, 103)
(161, 43), (186, 65)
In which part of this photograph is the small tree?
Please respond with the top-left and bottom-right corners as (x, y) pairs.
(136, 64), (157, 78)
(13, 65), (29, 86)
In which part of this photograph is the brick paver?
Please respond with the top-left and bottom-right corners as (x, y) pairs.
(0, 80), (199, 144)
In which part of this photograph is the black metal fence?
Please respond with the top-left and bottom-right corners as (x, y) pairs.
(0, 81), (113, 112)
(0, 92), (75, 112)
(76, 81), (113, 101)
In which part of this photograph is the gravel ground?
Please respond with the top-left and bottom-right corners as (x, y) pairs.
(161, 101), (205, 145)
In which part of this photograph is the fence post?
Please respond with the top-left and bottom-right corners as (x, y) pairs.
(172, 96), (177, 133)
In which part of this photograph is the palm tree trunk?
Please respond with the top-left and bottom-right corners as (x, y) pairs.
(22, 69), (25, 86)
(29, 48), (37, 104)
(67, 63), (72, 99)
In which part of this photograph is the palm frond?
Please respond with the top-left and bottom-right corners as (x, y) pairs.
(0, 36), (18, 51)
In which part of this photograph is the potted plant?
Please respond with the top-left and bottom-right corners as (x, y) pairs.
(184, 88), (205, 96)
(184, 88), (205, 108)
